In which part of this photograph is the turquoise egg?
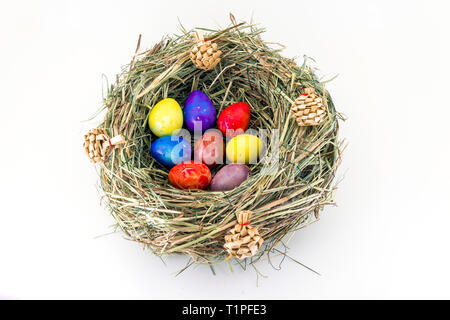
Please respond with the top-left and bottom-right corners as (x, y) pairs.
(150, 136), (192, 169)
(183, 90), (217, 133)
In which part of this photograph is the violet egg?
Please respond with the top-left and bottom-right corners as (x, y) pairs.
(183, 90), (217, 133)
(210, 164), (250, 191)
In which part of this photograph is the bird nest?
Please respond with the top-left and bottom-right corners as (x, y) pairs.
(95, 19), (343, 266)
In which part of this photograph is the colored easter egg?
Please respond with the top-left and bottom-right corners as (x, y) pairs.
(217, 102), (251, 137)
(150, 136), (192, 169)
(193, 129), (224, 168)
(210, 164), (250, 191)
(148, 98), (183, 137)
(183, 90), (217, 133)
(226, 134), (263, 164)
(168, 161), (212, 190)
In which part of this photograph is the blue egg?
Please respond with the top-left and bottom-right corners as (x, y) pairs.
(183, 90), (217, 133)
(150, 136), (192, 169)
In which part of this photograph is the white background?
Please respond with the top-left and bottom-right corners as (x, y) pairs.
(0, 0), (449, 299)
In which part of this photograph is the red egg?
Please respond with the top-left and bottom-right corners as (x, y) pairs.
(217, 102), (251, 137)
(168, 161), (212, 190)
(194, 129), (225, 168)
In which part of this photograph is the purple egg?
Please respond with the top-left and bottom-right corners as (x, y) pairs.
(183, 90), (217, 133)
(210, 164), (250, 191)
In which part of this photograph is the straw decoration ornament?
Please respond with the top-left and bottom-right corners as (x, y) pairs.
(190, 31), (222, 70)
(224, 211), (264, 259)
(83, 129), (125, 163)
(290, 87), (327, 126)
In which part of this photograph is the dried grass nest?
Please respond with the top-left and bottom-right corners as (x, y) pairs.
(96, 20), (344, 267)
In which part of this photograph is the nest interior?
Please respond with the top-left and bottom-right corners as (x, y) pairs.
(98, 21), (343, 265)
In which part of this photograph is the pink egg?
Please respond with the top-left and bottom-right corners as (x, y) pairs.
(193, 129), (225, 168)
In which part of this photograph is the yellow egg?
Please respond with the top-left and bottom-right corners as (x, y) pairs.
(226, 134), (263, 164)
(148, 98), (183, 137)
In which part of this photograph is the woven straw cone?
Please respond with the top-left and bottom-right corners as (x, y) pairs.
(190, 32), (222, 70)
(224, 210), (264, 259)
(290, 88), (327, 126)
(83, 129), (124, 163)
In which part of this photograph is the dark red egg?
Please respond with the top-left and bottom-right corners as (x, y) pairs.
(168, 161), (212, 190)
(193, 129), (225, 168)
(217, 102), (251, 137)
